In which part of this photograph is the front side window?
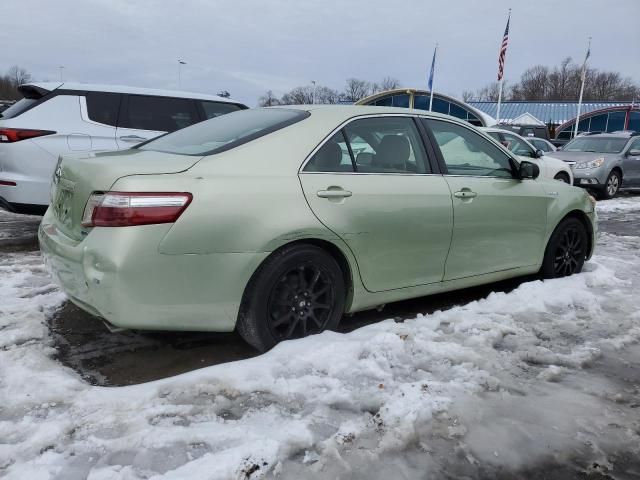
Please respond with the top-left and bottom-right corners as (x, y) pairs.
(139, 108), (309, 156)
(86, 92), (121, 126)
(529, 138), (551, 152)
(344, 117), (430, 174)
(502, 133), (534, 157)
(200, 101), (243, 119)
(426, 119), (513, 178)
(123, 95), (199, 132)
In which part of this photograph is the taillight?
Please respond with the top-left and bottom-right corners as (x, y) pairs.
(0, 128), (56, 143)
(81, 192), (192, 227)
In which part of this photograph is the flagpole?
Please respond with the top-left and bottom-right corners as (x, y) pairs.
(573, 37), (591, 139)
(496, 79), (503, 123)
(429, 43), (438, 111)
(495, 9), (510, 124)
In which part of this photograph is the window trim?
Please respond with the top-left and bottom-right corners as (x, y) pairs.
(421, 117), (520, 180)
(299, 113), (440, 176)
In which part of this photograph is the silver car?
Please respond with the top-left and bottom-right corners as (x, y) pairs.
(552, 132), (640, 199)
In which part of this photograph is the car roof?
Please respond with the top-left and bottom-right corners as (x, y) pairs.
(272, 104), (475, 124)
(577, 132), (638, 140)
(19, 82), (245, 105)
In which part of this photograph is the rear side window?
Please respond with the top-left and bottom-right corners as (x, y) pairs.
(122, 95), (199, 132)
(200, 101), (243, 119)
(138, 108), (309, 156)
(86, 92), (121, 126)
(304, 132), (355, 172)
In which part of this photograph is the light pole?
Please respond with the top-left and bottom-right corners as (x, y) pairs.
(59, 66), (64, 82)
(311, 80), (316, 105)
(178, 60), (186, 89)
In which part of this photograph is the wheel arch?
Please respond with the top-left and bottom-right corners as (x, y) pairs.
(240, 237), (357, 314)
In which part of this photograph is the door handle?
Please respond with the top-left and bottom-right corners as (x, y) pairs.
(317, 189), (352, 199)
(119, 135), (148, 142)
(453, 190), (477, 199)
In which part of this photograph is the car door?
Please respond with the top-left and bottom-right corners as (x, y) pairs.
(116, 94), (199, 148)
(622, 138), (640, 186)
(423, 118), (549, 281)
(298, 115), (453, 292)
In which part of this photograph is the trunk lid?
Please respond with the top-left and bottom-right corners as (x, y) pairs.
(50, 149), (202, 240)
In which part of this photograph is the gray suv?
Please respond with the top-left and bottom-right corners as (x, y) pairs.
(551, 132), (640, 199)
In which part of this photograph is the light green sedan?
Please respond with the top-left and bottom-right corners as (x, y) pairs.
(39, 106), (597, 351)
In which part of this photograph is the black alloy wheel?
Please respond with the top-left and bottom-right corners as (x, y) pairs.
(267, 264), (335, 340)
(541, 217), (588, 279)
(552, 226), (585, 276)
(237, 244), (345, 352)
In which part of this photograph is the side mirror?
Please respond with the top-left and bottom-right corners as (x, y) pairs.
(534, 149), (544, 158)
(627, 149), (640, 157)
(519, 160), (540, 180)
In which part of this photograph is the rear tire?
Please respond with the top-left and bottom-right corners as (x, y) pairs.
(237, 244), (345, 352)
(541, 217), (588, 279)
(598, 170), (621, 200)
(554, 172), (570, 184)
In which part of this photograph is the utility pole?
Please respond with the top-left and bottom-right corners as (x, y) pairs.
(311, 80), (317, 105)
(59, 66), (64, 82)
(178, 60), (186, 89)
(573, 37), (591, 139)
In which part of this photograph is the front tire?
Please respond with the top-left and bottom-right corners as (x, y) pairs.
(554, 172), (571, 184)
(541, 217), (588, 279)
(237, 244), (346, 352)
(599, 170), (621, 200)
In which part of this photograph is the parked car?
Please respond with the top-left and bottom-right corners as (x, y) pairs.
(0, 82), (247, 214)
(480, 127), (573, 183)
(552, 132), (640, 199)
(496, 123), (550, 141)
(39, 106), (597, 351)
(528, 137), (557, 153)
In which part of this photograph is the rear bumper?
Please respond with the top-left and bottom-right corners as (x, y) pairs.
(38, 209), (269, 332)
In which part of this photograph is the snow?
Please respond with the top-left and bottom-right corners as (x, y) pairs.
(1, 197), (640, 479)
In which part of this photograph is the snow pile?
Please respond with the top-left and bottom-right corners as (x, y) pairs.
(596, 194), (640, 214)
(1, 202), (640, 479)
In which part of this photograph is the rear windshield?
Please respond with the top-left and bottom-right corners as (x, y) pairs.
(0, 98), (39, 119)
(138, 108), (309, 156)
(563, 137), (628, 154)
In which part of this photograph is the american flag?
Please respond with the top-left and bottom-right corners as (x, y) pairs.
(497, 13), (510, 81)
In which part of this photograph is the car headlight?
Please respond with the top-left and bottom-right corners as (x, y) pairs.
(575, 158), (604, 169)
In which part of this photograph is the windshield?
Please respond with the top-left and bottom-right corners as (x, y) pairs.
(138, 108), (309, 156)
(563, 137), (628, 154)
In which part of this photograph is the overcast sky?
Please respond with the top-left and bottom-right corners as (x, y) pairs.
(2, 0), (638, 106)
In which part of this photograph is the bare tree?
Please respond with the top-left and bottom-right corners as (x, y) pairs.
(258, 90), (280, 107)
(471, 58), (639, 102)
(7, 65), (31, 87)
(281, 86), (315, 105)
(461, 90), (475, 102)
(0, 66), (32, 100)
(342, 78), (372, 103)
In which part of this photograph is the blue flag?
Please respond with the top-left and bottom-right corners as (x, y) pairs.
(428, 45), (437, 91)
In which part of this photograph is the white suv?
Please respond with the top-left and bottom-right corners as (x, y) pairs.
(0, 82), (247, 213)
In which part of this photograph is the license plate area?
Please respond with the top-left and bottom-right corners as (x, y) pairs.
(53, 182), (74, 227)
